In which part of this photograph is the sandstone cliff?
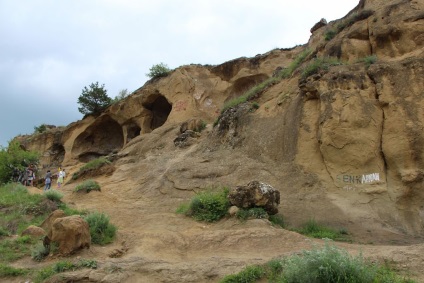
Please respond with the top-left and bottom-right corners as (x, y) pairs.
(14, 0), (424, 281)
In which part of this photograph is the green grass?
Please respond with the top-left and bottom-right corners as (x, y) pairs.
(0, 263), (29, 277)
(220, 243), (415, 283)
(293, 219), (349, 241)
(236, 207), (268, 221)
(74, 179), (101, 193)
(269, 214), (286, 228)
(33, 259), (97, 283)
(359, 55), (378, 68)
(220, 265), (264, 283)
(72, 157), (110, 180)
(0, 236), (35, 263)
(44, 190), (63, 202)
(84, 212), (116, 245)
(301, 57), (342, 79)
(219, 48), (311, 114)
(176, 187), (230, 222)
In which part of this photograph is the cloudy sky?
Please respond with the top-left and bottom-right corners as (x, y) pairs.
(0, 0), (359, 147)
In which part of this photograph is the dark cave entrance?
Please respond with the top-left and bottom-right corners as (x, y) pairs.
(145, 95), (172, 131)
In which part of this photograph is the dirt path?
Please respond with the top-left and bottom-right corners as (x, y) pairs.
(50, 176), (424, 283)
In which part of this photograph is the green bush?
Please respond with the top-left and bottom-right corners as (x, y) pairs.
(44, 190), (63, 202)
(84, 212), (116, 245)
(324, 29), (337, 41)
(74, 179), (101, 193)
(220, 243), (414, 283)
(33, 124), (47, 134)
(281, 242), (410, 283)
(0, 141), (39, 184)
(177, 187), (230, 222)
(236, 207), (268, 221)
(220, 265), (265, 283)
(146, 62), (171, 79)
(31, 242), (50, 262)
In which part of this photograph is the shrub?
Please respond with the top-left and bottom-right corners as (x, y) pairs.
(74, 179), (101, 193)
(324, 28), (337, 41)
(31, 242), (50, 262)
(84, 212), (116, 245)
(0, 141), (39, 184)
(34, 124), (47, 134)
(44, 190), (63, 202)
(220, 265), (265, 283)
(177, 187), (230, 222)
(221, 243), (414, 283)
(146, 62), (171, 79)
(281, 242), (407, 283)
(236, 207), (268, 221)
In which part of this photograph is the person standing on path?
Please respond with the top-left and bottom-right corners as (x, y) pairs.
(57, 169), (64, 188)
(44, 170), (52, 191)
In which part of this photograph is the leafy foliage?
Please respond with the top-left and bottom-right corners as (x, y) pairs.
(0, 141), (39, 184)
(84, 212), (116, 245)
(33, 124), (47, 134)
(77, 82), (112, 116)
(177, 187), (230, 222)
(112, 88), (130, 103)
(74, 179), (101, 193)
(146, 62), (171, 79)
(269, 214), (286, 228)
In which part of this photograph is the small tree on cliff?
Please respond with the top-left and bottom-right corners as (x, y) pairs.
(77, 82), (112, 116)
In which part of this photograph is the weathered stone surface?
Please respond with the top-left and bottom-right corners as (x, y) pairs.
(228, 181), (280, 215)
(48, 215), (91, 255)
(310, 18), (327, 33)
(40, 209), (66, 234)
(21, 225), (46, 238)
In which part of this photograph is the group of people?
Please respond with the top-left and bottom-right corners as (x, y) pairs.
(43, 167), (66, 191)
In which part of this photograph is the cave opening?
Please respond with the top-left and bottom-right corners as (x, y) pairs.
(145, 95), (172, 130)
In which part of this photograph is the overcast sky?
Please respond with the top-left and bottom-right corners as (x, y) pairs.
(0, 0), (359, 147)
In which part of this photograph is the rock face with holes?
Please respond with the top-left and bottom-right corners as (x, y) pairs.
(13, 0), (424, 244)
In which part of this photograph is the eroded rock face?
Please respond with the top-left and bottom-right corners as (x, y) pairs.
(48, 215), (91, 255)
(228, 181), (280, 215)
(21, 225), (46, 238)
(14, 0), (424, 237)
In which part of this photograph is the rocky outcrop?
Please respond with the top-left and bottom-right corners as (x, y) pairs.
(228, 181), (280, 215)
(14, 0), (424, 238)
(48, 215), (91, 255)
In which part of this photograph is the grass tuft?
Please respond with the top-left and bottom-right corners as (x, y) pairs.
(176, 187), (230, 222)
(84, 212), (116, 245)
(74, 179), (101, 193)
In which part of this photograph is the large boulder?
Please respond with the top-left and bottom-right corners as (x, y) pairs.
(48, 215), (91, 255)
(21, 225), (46, 238)
(40, 209), (66, 235)
(228, 181), (280, 215)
